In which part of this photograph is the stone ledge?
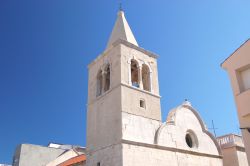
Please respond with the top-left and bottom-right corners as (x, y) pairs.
(121, 83), (161, 98)
(122, 139), (223, 159)
(113, 39), (159, 59)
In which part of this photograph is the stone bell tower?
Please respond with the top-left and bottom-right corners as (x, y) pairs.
(86, 10), (161, 166)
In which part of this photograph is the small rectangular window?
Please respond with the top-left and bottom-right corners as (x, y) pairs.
(140, 99), (146, 108)
(237, 65), (250, 93)
(240, 67), (250, 91)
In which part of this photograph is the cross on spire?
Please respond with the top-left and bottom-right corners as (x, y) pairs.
(106, 4), (138, 49)
(119, 1), (123, 11)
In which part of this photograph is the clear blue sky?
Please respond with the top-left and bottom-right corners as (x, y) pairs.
(0, 0), (250, 164)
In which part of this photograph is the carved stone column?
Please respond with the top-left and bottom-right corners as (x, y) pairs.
(102, 70), (106, 94)
(138, 64), (143, 89)
(127, 60), (132, 86)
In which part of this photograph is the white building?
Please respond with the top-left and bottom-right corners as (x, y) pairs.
(12, 143), (85, 166)
(86, 10), (223, 166)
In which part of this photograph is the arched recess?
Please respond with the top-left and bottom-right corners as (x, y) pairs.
(103, 64), (110, 92)
(142, 64), (151, 91)
(96, 69), (103, 97)
(131, 59), (139, 88)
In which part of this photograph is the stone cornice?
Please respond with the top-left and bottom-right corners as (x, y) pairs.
(113, 39), (159, 59)
(121, 83), (161, 98)
(87, 83), (161, 106)
(88, 39), (159, 69)
(122, 139), (223, 159)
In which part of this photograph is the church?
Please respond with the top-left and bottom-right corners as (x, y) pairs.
(86, 10), (223, 166)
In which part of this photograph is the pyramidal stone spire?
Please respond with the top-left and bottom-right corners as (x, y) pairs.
(106, 11), (138, 49)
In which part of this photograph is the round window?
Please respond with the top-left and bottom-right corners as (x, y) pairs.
(185, 130), (198, 148)
(185, 134), (193, 148)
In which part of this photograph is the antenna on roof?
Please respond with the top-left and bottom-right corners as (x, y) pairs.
(209, 120), (218, 137)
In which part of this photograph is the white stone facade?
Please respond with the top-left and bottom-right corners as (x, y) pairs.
(122, 144), (222, 166)
(86, 11), (222, 166)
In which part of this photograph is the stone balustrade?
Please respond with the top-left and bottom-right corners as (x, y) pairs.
(217, 134), (244, 148)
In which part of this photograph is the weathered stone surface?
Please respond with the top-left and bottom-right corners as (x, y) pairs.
(86, 11), (222, 166)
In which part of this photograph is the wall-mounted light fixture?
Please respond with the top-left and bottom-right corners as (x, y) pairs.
(240, 127), (250, 133)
